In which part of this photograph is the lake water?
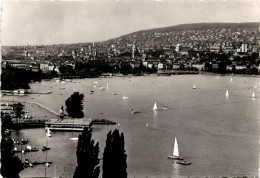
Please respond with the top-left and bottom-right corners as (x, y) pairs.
(3, 74), (260, 177)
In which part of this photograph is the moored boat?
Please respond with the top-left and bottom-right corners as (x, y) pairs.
(41, 146), (50, 152)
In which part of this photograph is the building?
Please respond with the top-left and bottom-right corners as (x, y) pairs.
(241, 43), (248, 53)
(45, 118), (92, 132)
(175, 44), (181, 52)
(193, 63), (204, 71)
(158, 62), (166, 70)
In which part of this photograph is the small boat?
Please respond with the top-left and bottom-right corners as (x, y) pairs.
(112, 93), (117, 95)
(24, 146), (38, 152)
(153, 102), (158, 111)
(13, 138), (29, 145)
(89, 91), (94, 94)
(106, 83), (109, 87)
(99, 87), (105, 91)
(226, 89), (229, 98)
(162, 106), (168, 110)
(46, 128), (52, 137)
(41, 146), (50, 152)
(69, 138), (78, 141)
(168, 137), (183, 160)
(123, 96), (128, 100)
(131, 110), (141, 114)
(21, 138), (29, 145)
(23, 159), (33, 168)
(193, 84), (196, 89)
(176, 160), (191, 165)
(252, 92), (256, 98)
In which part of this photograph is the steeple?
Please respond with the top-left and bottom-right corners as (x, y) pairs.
(132, 41), (135, 60)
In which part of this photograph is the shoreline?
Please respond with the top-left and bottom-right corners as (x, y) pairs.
(1, 72), (259, 93)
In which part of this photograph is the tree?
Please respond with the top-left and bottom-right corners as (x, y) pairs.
(1, 138), (24, 178)
(73, 128), (100, 178)
(12, 103), (24, 124)
(65, 92), (84, 118)
(1, 114), (14, 136)
(103, 129), (127, 178)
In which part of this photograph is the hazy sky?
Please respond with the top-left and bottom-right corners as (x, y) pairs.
(1, 0), (260, 46)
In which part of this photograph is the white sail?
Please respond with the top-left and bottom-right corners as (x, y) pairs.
(173, 137), (179, 157)
(153, 102), (157, 111)
(226, 89), (229, 98)
(46, 128), (52, 137)
(252, 92), (255, 98)
(193, 84), (196, 89)
(231, 78), (233, 82)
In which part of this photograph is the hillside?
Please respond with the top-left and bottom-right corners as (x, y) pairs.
(121, 22), (259, 37)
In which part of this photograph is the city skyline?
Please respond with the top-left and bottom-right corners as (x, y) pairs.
(1, 0), (260, 46)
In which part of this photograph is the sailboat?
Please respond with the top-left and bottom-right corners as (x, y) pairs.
(69, 121), (79, 141)
(168, 137), (183, 160)
(231, 78), (233, 82)
(46, 128), (51, 137)
(153, 102), (158, 111)
(252, 92), (256, 98)
(123, 96), (128, 100)
(226, 89), (229, 98)
(193, 84), (196, 89)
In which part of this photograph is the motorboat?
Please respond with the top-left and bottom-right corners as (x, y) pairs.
(69, 138), (79, 141)
(162, 106), (168, 110)
(132, 110), (141, 114)
(176, 160), (191, 165)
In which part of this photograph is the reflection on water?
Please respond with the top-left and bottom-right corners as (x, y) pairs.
(171, 161), (180, 176)
(4, 75), (260, 177)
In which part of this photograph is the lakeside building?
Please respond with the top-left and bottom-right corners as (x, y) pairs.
(45, 118), (92, 132)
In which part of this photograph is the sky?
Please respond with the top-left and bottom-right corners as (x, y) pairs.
(1, 0), (260, 46)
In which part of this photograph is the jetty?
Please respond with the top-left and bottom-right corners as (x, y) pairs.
(1, 100), (60, 117)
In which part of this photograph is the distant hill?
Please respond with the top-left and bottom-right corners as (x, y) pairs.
(121, 22), (259, 37)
